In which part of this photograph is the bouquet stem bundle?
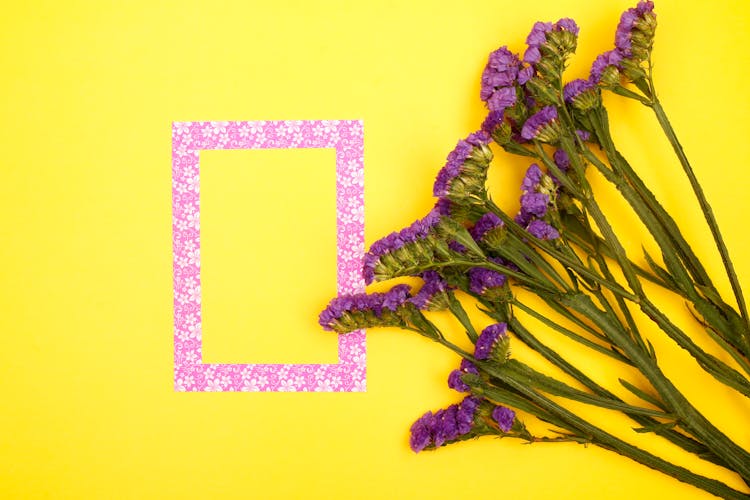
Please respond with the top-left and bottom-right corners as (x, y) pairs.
(318, 3), (750, 497)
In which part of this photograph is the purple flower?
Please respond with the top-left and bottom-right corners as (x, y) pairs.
(576, 129), (591, 142)
(521, 106), (558, 141)
(448, 358), (480, 393)
(589, 49), (623, 83)
(517, 66), (535, 85)
(523, 46), (541, 64)
(409, 411), (435, 452)
(481, 46), (522, 102)
(382, 284), (412, 311)
(456, 396), (481, 434)
(469, 267), (507, 296)
(481, 110), (504, 136)
(521, 163), (543, 192)
(524, 18), (578, 67)
(521, 192), (549, 218)
(363, 210), (443, 284)
(448, 370), (471, 392)
(433, 134), (491, 198)
(555, 18), (579, 36)
(563, 78), (595, 103)
(553, 149), (570, 170)
(492, 406), (516, 432)
(615, 1), (655, 56)
(409, 396), (481, 452)
(470, 212), (504, 242)
(448, 240), (467, 253)
(460, 358), (479, 374)
(526, 219), (560, 240)
(410, 271), (450, 311)
(318, 284), (413, 332)
(526, 21), (553, 47)
(435, 198), (454, 217)
(474, 323), (508, 360)
(487, 86), (518, 113)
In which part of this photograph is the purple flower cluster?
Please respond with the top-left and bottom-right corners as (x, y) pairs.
(616, 1), (655, 57)
(517, 164), (549, 223)
(447, 359), (480, 393)
(363, 209), (443, 284)
(410, 271), (450, 311)
(474, 323), (508, 360)
(521, 163), (543, 192)
(553, 149), (570, 170)
(589, 49), (623, 84)
(318, 284), (412, 332)
(481, 110), (505, 136)
(523, 18), (579, 65)
(527, 219), (560, 240)
(515, 163), (560, 240)
(433, 132), (491, 199)
(468, 267), (507, 296)
(563, 78), (595, 104)
(469, 212), (504, 242)
(588, 1), (656, 84)
(520, 106), (559, 141)
(520, 192), (549, 218)
(409, 396), (482, 452)
(480, 46), (521, 113)
(492, 406), (517, 433)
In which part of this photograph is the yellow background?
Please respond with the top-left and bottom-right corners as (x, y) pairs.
(2, 0), (749, 498)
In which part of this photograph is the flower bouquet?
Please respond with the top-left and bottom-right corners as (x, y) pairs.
(319, 2), (750, 498)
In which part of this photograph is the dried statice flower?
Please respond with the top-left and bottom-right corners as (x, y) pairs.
(474, 322), (510, 361)
(318, 284), (412, 333)
(433, 131), (493, 203)
(527, 219), (560, 240)
(589, 49), (623, 85)
(447, 359), (481, 393)
(520, 106), (560, 142)
(363, 209), (443, 284)
(410, 271), (451, 311)
(492, 406), (517, 433)
(468, 267), (508, 297)
(409, 396), (482, 452)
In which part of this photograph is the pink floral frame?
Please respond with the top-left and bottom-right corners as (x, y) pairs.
(172, 120), (365, 392)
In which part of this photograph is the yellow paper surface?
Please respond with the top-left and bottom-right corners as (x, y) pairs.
(2, 1), (750, 498)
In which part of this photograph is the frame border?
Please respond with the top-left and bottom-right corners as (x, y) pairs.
(172, 120), (365, 392)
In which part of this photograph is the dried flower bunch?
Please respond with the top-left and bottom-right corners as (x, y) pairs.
(319, 3), (749, 497)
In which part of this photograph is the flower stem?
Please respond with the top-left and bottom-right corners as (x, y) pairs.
(444, 337), (750, 499)
(649, 98), (750, 334)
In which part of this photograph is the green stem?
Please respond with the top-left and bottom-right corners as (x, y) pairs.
(562, 292), (750, 482)
(440, 338), (749, 499)
(650, 99), (750, 334)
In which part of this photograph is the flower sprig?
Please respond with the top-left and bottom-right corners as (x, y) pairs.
(318, 3), (750, 498)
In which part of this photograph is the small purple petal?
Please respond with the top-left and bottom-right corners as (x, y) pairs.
(470, 212), (504, 242)
(526, 219), (560, 240)
(521, 163), (543, 192)
(563, 78), (595, 103)
(448, 370), (470, 392)
(492, 406), (516, 432)
(520, 192), (549, 218)
(555, 18), (579, 35)
(521, 106), (558, 141)
(488, 86), (518, 113)
(474, 323), (508, 361)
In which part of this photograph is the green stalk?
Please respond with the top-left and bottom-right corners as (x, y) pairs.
(499, 312), (731, 469)
(550, 125), (750, 478)
(649, 98), (750, 333)
(585, 109), (750, 362)
(561, 292), (750, 482)
(438, 337), (749, 499)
